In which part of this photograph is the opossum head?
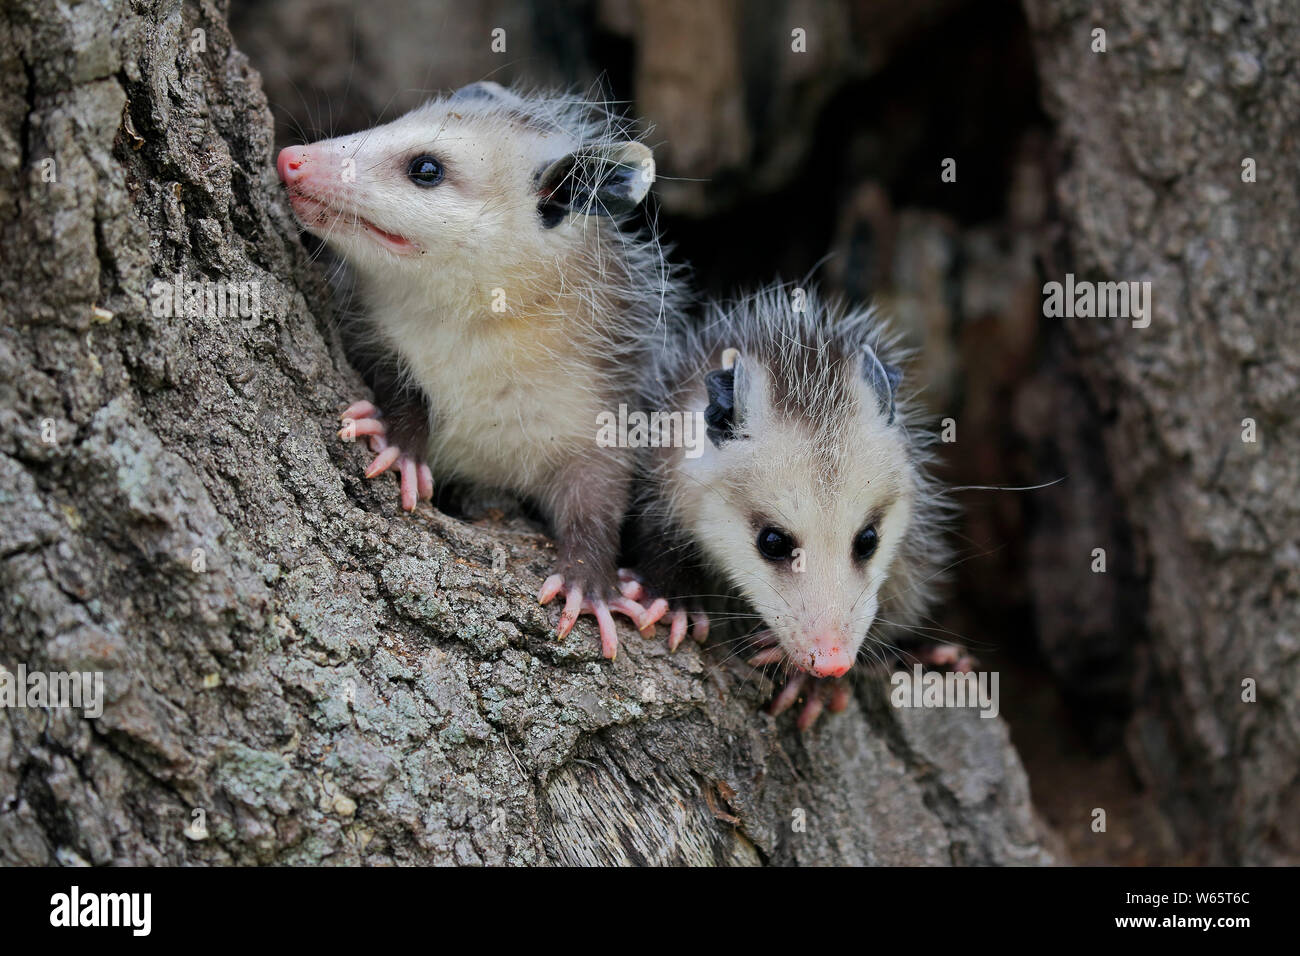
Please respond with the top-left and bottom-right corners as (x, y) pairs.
(276, 81), (655, 285)
(690, 342), (915, 679)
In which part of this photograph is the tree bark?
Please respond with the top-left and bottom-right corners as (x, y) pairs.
(1023, 0), (1300, 863)
(0, 0), (1051, 866)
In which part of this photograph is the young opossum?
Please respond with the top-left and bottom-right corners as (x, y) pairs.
(276, 82), (683, 656)
(628, 284), (952, 728)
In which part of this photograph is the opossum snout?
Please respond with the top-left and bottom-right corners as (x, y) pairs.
(277, 144), (347, 195)
(276, 146), (311, 187)
(803, 632), (854, 679)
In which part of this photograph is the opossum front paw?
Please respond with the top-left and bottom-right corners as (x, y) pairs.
(910, 642), (978, 672)
(615, 569), (709, 651)
(339, 400), (433, 511)
(767, 671), (853, 731)
(537, 572), (650, 660)
(749, 632), (852, 731)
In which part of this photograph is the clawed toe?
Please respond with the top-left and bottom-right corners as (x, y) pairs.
(912, 642), (977, 672)
(343, 400), (378, 420)
(366, 444), (401, 478)
(616, 569), (707, 649)
(339, 401), (432, 511)
(768, 671), (850, 730)
(752, 636), (851, 730)
(769, 672), (808, 717)
(538, 573), (566, 605)
(538, 573), (649, 660)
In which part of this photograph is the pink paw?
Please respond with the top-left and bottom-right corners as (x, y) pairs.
(911, 642), (978, 672)
(616, 568), (709, 652)
(748, 631), (852, 731)
(537, 572), (652, 660)
(338, 400), (433, 512)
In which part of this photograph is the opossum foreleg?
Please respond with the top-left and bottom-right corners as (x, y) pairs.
(615, 569), (709, 651)
(339, 387), (434, 510)
(537, 452), (648, 658)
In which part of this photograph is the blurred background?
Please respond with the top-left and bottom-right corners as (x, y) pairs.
(231, 0), (1277, 864)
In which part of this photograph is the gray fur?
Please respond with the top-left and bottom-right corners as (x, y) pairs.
(861, 343), (902, 425)
(635, 283), (953, 667)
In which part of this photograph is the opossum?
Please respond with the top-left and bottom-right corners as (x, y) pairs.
(276, 82), (683, 656)
(627, 284), (953, 728)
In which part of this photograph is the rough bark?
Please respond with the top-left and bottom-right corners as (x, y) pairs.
(1023, 0), (1300, 863)
(0, 0), (1050, 866)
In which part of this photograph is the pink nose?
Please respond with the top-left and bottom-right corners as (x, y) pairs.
(808, 638), (853, 678)
(277, 146), (310, 185)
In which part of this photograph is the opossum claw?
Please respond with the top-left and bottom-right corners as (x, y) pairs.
(538, 573), (566, 604)
(665, 608), (687, 650)
(769, 672), (809, 716)
(912, 642), (977, 672)
(340, 402), (432, 511)
(343, 400), (378, 420)
(617, 570), (671, 631)
(658, 603), (708, 648)
(747, 645), (785, 667)
(587, 598), (619, 660)
(752, 638), (852, 729)
(349, 417), (387, 438)
(538, 573), (651, 659)
(398, 457), (418, 511)
(797, 690), (824, 731)
(558, 584), (584, 638)
(615, 569), (706, 644)
(366, 445), (401, 478)
(772, 673), (851, 729)
(641, 598), (670, 629)
(608, 595), (651, 626)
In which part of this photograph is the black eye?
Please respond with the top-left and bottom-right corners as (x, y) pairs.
(756, 527), (796, 561)
(407, 155), (444, 186)
(853, 525), (879, 561)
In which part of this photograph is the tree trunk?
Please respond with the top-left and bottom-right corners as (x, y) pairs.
(0, 0), (1051, 866)
(1023, 0), (1300, 863)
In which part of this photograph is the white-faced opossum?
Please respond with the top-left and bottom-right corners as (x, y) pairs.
(627, 284), (953, 728)
(276, 82), (684, 656)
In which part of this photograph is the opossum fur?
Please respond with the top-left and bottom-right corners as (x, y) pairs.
(280, 82), (686, 597)
(631, 284), (952, 677)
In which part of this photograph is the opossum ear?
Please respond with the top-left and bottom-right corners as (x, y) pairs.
(860, 344), (902, 425)
(705, 350), (749, 448)
(704, 367), (737, 448)
(535, 142), (655, 227)
(451, 81), (511, 103)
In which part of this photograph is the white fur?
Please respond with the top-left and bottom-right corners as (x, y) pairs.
(286, 84), (682, 499)
(640, 285), (951, 672)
